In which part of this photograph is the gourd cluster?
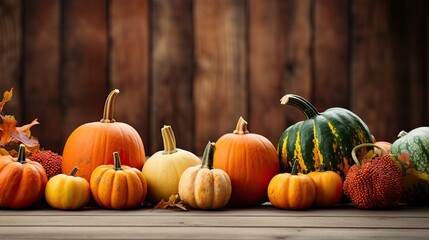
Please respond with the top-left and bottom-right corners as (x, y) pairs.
(0, 90), (428, 211)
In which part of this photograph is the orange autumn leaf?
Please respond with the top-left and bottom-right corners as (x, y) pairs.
(0, 88), (13, 113)
(0, 115), (18, 146)
(154, 194), (187, 211)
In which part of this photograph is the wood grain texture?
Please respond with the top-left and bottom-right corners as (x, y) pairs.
(61, 0), (108, 141)
(0, 0), (22, 120)
(313, 0), (349, 110)
(23, 0), (61, 151)
(150, 0), (194, 154)
(248, 0), (288, 145)
(350, 0), (399, 142)
(194, 0), (247, 154)
(109, 0), (150, 151)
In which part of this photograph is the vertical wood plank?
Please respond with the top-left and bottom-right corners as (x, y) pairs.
(313, 0), (349, 109)
(350, 0), (399, 142)
(109, 0), (150, 153)
(62, 0), (108, 144)
(283, 0), (314, 127)
(194, 0), (247, 153)
(248, 0), (288, 145)
(0, 0), (22, 120)
(150, 0), (194, 154)
(23, 0), (61, 152)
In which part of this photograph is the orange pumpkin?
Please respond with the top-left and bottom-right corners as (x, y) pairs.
(62, 89), (146, 181)
(0, 144), (47, 209)
(213, 117), (280, 207)
(268, 160), (316, 209)
(90, 152), (147, 209)
(307, 165), (343, 208)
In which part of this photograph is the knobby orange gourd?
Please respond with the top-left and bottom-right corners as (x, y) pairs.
(0, 144), (47, 209)
(62, 89), (146, 181)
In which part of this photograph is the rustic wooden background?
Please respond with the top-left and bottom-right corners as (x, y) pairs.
(0, 0), (427, 156)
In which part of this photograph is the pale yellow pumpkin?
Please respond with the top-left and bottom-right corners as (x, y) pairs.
(142, 125), (201, 204)
(179, 142), (231, 210)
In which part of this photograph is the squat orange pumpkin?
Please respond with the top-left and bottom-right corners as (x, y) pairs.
(307, 165), (343, 208)
(90, 152), (147, 209)
(62, 89), (146, 181)
(0, 144), (47, 209)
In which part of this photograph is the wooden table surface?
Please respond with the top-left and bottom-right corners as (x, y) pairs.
(1, 203), (428, 240)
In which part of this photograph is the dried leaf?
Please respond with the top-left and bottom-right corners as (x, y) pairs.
(0, 115), (17, 146)
(0, 88), (13, 113)
(154, 194), (187, 211)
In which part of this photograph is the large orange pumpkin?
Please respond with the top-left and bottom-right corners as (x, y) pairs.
(213, 117), (280, 207)
(62, 89), (146, 181)
(0, 144), (48, 209)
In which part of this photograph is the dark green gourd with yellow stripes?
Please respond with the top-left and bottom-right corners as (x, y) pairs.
(277, 94), (373, 179)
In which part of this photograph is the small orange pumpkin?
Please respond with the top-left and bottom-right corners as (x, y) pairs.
(307, 165), (343, 208)
(214, 117), (280, 207)
(90, 152), (147, 209)
(268, 160), (316, 209)
(62, 89), (146, 181)
(0, 144), (47, 209)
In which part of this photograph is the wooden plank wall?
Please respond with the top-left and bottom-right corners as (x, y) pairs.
(0, 0), (427, 156)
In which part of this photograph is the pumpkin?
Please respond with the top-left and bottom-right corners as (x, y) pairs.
(268, 160), (316, 209)
(45, 166), (90, 210)
(178, 142), (231, 210)
(0, 144), (47, 209)
(90, 152), (147, 209)
(142, 125), (201, 204)
(62, 89), (146, 181)
(213, 117), (279, 207)
(389, 127), (429, 204)
(277, 94), (373, 179)
(374, 141), (392, 156)
(307, 165), (343, 207)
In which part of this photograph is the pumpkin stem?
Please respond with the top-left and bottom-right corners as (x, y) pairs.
(201, 141), (215, 169)
(70, 166), (79, 176)
(280, 94), (319, 119)
(100, 89), (120, 123)
(291, 159), (299, 175)
(397, 130), (408, 138)
(233, 117), (249, 135)
(161, 125), (178, 154)
(113, 152), (122, 170)
(351, 143), (385, 168)
(17, 144), (27, 164)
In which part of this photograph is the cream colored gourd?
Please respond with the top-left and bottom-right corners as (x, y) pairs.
(178, 142), (231, 210)
(142, 125), (201, 204)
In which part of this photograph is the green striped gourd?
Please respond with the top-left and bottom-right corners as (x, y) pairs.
(277, 94), (373, 179)
(389, 127), (429, 204)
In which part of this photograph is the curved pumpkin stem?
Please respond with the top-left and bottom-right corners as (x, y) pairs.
(201, 141), (215, 170)
(397, 130), (408, 138)
(351, 143), (385, 168)
(17, 144), (27, 164)
(100, 89), (120, 123)
(161, 125), (178, 154)
(113, 152), (122, 170)
(280, 94), (319, 119)
(318, 164), (325, 172)
(233, 117), (249, 135)
(70, 166), (79, 176)
(291, 159), (299, 175)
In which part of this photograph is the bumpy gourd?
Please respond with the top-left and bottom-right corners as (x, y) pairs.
(142, 125), (201, 204)
(179, 142), (231, 210)
(343, 143), (403, 209)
